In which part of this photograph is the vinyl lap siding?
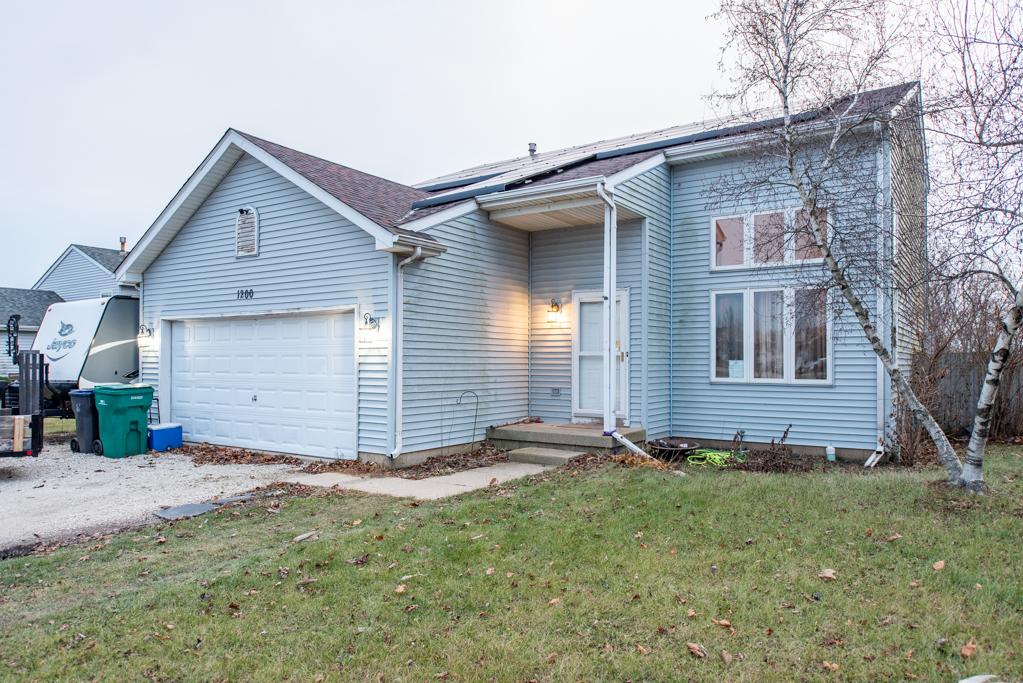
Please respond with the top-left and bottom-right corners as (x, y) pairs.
(617, 164), (672, 438)
(670, 156), (880, 451)
(36, 250), (117, 301)
(1, 331), (35, 376)
(401, 210), (529, 452)
(528, 221), (643, 424)
(141, 153), (391, 454)
(889, 110), (927, 375)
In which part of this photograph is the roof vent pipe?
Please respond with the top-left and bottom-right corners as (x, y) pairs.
(119, 236), (127, 255)
(528, 142), (537, 158)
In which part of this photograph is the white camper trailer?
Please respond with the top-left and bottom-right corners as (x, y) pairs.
(33, 296), (139, 388)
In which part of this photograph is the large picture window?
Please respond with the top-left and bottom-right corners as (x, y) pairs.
(711, 288), (831, 384)
(710, 207), (828, 269)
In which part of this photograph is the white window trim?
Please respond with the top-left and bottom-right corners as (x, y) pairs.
(709, 287), (834, 385)
(709, 207), (827, 271)
(236, 206), (259, 258)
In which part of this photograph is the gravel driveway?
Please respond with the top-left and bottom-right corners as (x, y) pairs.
(0, 444), (300, 551)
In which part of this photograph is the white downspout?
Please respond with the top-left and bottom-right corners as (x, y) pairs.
(596, 182), (618, 435)
(596, 182), (655, 461)
(390, 246), (423, 459)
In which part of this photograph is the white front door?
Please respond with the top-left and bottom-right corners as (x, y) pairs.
(572, 290), (629, 422)
(169, 312), (357, 459)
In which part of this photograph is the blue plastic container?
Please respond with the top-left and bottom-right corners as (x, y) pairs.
(148, 423), (183, 452)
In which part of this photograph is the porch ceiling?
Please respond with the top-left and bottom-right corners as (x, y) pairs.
(486, 195), (643, 231)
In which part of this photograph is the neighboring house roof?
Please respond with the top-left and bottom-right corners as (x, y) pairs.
(0, 288), (63, 330)
(410, 81), (919, 211)
(33, 244), (125, 291)
(71, 244), (125, 273)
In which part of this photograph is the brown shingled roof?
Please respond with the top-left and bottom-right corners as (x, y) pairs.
(236, 131), (432, 231)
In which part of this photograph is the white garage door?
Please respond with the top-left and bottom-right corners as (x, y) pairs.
(170, 313), (356, 459)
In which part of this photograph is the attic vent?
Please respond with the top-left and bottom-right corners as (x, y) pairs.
(235, 207), (258, 257)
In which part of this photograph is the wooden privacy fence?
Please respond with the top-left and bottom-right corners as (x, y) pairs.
(926, 352), (1023, 438)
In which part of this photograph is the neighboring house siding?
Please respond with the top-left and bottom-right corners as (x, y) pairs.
(401, 210), (529, 453)
(616, 164), (672, 438)
(36, 250), (117, 301)
(141, 153), (392, 454)
(670, 154), (880, 451)
(1, 331), (35, 377)
(528, 221), (644, 425)
(889, 110), (927, 376)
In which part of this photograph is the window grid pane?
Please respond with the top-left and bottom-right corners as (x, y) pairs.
(714, 217), (744, 267)
(795, 208), (827, 260)
(795, 289), (828, 380)
(714, 293), (744, 378)
(753, 290), (785, 378)
(753, 212), (785, 264)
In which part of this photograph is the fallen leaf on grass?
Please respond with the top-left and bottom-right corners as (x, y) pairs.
(547, 598), (561, 606)
(909, 580), (921, 588)
(686, 609), (697, 619)
(485, 567), (495, 575)
(488, 477), (498, 487)
(686, 642), (708, 658)
(636, 644), (651, 655)
(395, 584), (407, 594)
(822, 660), (839, 672)
(886, 532), (903, 542)
(819, 568), (837, 581)
(720, 650), (733, 663)
(545, 652), (557, 664)
(960, 640), (977, 658)
(346, 554), (369, 566)
(932, 560), (945, 571)
(292, 532), (317, 543)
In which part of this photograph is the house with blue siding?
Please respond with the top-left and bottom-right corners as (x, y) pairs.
(116, 82), (925, 465)
(34, 243), (127, 301)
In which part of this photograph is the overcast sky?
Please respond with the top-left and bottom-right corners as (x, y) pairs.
(0, 0), (723, 287)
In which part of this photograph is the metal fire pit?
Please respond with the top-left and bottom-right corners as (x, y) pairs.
(646, 438), (702, 463)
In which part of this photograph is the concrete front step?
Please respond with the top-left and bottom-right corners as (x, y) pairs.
(507, 447), (586, 466)
(487, 422), (646, 455)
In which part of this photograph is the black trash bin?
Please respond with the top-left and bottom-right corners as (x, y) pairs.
(69, 389), (98, 453)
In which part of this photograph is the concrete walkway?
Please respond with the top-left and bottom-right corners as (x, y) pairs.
(282, 461), (549, 500)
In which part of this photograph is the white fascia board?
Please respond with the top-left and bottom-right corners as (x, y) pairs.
(605, 153), (667, 186)
(116, 130), (241, 278)
(117, 130), (403, 278)
(394, 200), (478, 233)
(234, 134), (399, 249)
(476, 175), (605, 210)
(489, 196), (603, 222)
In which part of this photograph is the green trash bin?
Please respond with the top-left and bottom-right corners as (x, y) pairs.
(92, 384), (154, 458)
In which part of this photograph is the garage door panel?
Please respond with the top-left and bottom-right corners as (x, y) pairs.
(170, 312), (356, 459)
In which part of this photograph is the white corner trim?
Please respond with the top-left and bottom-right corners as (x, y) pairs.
(605, 153), (667, 186)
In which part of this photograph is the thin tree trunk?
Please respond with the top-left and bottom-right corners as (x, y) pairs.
(784, 166), (965, 483)
(959, 289), (1023, 491)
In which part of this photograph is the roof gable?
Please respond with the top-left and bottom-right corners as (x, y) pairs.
(72, 244), (125, 273)
(118, 129), (440, 278)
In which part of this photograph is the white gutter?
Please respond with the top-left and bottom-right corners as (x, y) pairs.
(596, 182), (618, 436)
(389, 246), (423, 459)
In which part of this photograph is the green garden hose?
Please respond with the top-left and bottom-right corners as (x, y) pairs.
(686, 448), (748, 467)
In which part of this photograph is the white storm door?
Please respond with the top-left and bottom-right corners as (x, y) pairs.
(170, 312), (356, 459)
(572, 290), (629, 421)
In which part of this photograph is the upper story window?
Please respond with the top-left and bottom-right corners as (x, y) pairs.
(711, 207), (827, 270)
(236, 207), (259, 257)
(711, 287), (832, 384)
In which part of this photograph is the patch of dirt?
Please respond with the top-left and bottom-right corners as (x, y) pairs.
(394, 443), (509, 480)
(302, 460), (386, 476)
(171, 443), (303, 467)
(732, 448), (819, 474)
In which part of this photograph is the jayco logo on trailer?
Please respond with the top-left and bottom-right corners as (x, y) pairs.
(46, 320), (78, 358)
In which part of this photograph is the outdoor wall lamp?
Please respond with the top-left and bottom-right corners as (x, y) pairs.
(362, 312), (380, 330)
(547, 299), (562, 323)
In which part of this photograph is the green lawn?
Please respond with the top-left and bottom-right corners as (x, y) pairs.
(2, 449), (1022, 681)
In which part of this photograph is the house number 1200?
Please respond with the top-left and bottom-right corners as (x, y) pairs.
(236, 289), (254, 300)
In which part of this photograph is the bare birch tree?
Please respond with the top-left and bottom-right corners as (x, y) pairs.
(709, 0), (977, 484)
(924, 0), (1023, 490)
